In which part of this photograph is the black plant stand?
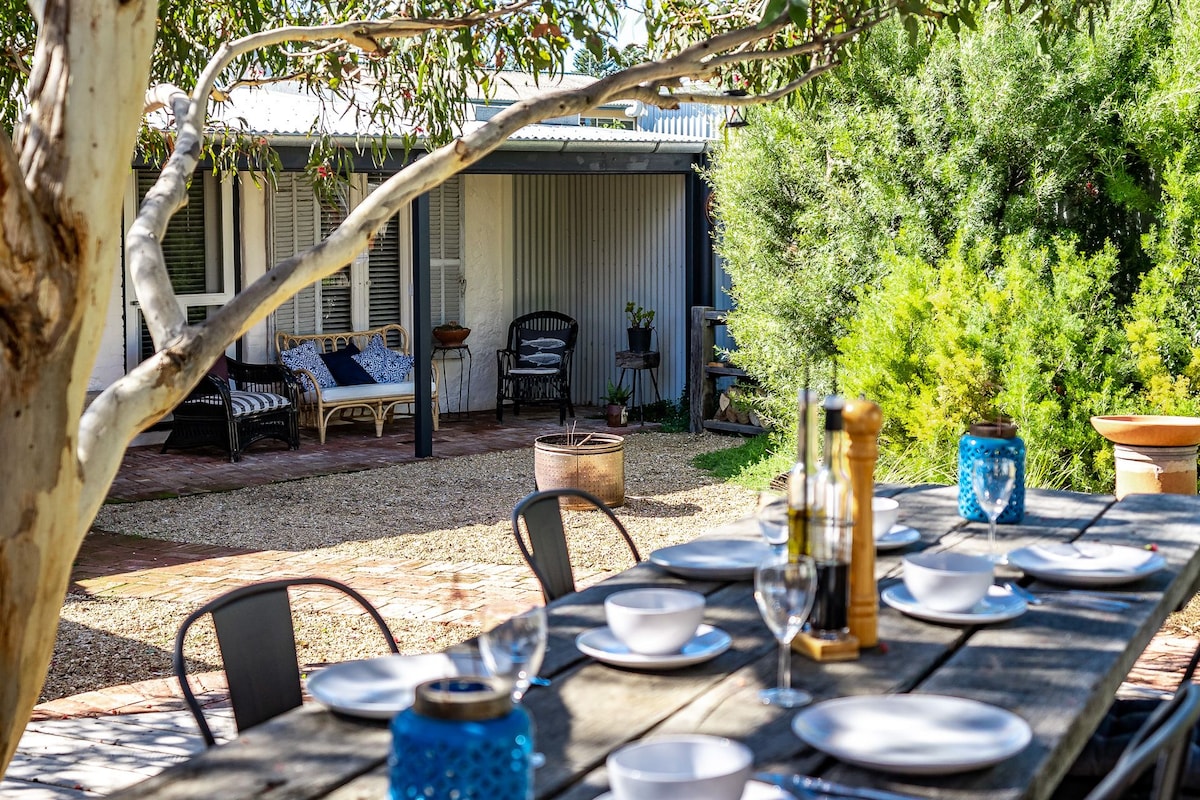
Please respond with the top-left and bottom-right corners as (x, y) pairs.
(615, 350), (661, 425)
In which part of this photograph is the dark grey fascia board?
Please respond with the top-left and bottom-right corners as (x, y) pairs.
(131, 141), (704, 175)
(261, 142), (703, 174)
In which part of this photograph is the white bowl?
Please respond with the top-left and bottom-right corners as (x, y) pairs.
(902, 552), (993, 612)
(605, 588), (705, 655)
(873, 497), (900, 540)
(607, 735), (753, 800)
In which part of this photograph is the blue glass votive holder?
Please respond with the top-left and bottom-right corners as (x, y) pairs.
(389, 677), (533, 800)
(958, 432), (1025, 524)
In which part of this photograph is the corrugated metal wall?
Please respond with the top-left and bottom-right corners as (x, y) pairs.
(513, 174), (687, 411)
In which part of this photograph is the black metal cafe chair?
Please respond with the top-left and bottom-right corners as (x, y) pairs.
(174, 577), (398, 746)
(512, 488), (641, 603)
(1081, 681), (1200, 800)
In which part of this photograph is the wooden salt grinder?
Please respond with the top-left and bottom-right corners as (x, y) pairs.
(844, 399), (882, 648)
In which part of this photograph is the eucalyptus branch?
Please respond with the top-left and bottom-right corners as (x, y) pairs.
(128, 85), (192, 348)
(213, 73), (311, 98)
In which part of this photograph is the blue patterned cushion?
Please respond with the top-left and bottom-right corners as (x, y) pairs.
(353, 336), (414, 384)
(320, 342), (376, 386)
(280, 341), (337, 392)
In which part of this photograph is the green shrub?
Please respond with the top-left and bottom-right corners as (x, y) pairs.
(704, 0), (1200, 492)
(840, 235), (1132, 492)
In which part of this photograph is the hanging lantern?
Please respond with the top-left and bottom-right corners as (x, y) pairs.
(724, 89), (749, 129)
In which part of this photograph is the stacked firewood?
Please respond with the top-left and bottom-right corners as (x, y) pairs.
(712, 387), (765, 428)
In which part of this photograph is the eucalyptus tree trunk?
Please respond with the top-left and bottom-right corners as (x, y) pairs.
(0, 0), (158, 773)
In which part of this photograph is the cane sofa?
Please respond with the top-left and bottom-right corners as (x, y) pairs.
(276, 324), (439, 444)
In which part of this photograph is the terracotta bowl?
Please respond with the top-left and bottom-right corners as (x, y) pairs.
(1090, 415), (1200, 447)
(433, 327), (470, 346)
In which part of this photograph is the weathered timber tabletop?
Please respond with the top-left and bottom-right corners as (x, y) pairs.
(109, 486), (1200, 800)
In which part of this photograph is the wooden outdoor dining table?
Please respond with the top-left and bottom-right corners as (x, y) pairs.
(110, 485), (1200, 800)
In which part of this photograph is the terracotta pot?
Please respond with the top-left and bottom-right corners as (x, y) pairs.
(606, 404), (628, 427)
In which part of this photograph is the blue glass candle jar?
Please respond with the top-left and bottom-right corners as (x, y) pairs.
(389, 677), (533, 800)
(958, 422), (1026, 524)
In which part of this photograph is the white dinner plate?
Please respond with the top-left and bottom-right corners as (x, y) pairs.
(881, 585), (1027, 625)
(596, 780), (789, 800)
(306, 653), (475, 719)
(1007, 542), (1166, 587)
(576, 624), (732, 669)
(875, 525), (921, 551)
(792, 694), (1033, 775)
(649, 537), (774, 580)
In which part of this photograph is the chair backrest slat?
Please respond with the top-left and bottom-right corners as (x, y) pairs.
(212, 590), (303, 734)
(520, 495), (578, 601)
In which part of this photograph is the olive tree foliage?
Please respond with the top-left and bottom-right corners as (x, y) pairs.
(0, 0), (1106, 772)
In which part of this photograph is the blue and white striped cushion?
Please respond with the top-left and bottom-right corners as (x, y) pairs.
(192, 391), (291, 417)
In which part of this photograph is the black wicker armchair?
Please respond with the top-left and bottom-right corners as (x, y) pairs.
(496, 311), (579, 425)
(161, 356), (301, 462)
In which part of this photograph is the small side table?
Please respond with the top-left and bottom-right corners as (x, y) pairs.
(433, 344), (472, 420)
(615, 350), (662, 425)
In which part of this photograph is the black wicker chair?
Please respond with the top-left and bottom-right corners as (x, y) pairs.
(161, 356), (301, 462)
(496, 311), (579, 425)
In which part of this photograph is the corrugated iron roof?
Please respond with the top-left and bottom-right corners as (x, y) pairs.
(189, 83), (710, 152)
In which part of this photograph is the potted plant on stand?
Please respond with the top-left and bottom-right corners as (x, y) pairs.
(625, 302), (655, 352)
(604, 380), (632, 427)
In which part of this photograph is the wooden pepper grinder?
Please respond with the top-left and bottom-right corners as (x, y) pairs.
(844, 399), (882, 648)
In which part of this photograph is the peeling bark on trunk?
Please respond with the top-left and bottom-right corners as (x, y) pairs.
(0, 355), (83, 771)
(0, 0), (158, 775)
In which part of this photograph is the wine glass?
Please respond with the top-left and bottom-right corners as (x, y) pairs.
(755, 492), (789, 554)
(753, 555), (817, 708)
(971, 455), (1017, 563)
(479, 605), (547, 703)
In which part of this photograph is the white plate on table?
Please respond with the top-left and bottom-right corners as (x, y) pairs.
(875, 525), (921, 551)
(792, 694), (1032, 775)
(596, 780), (789, 800)
(1007, 542), (1166, 587)
(306, 653), (470, 719)
(649, 537), (774, 581)
(881, 584), (1027, 625)
(576, 624), (732, 669)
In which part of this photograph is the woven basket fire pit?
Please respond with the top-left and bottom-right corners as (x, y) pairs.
(533, 432), (625, 509)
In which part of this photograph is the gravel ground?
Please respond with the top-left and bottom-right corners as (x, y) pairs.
(47, 432), (755, 702)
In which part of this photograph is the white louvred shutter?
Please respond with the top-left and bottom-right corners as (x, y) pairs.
(429, 176), (463, 325)
(318, 197), (352, 333)
(367, 176), (403, 328)
(271, 175), (320, 335)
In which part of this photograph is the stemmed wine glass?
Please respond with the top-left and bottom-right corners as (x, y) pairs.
(755, 492), (789, 555)
(971, 455), (1017, 564)
(480, 605), (548, 769)
(479, 605), (547, 703)
(753, 555), (817, 708)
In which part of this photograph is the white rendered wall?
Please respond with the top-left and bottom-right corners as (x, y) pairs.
(460, 174), (514, 412)
(239, 176), (272, 363)
(89, 237), (128, 391)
